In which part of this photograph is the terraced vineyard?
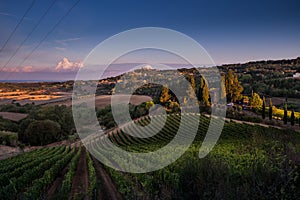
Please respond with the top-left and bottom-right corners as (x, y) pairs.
(1, 113), (300, 199)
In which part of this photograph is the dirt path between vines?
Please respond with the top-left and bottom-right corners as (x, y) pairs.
(69, 148), (89, 200)
(91, 156), (122, 200)
(45, 150), (75, 200)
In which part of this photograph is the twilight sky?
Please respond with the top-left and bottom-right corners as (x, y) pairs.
(0, 0), (300, 80)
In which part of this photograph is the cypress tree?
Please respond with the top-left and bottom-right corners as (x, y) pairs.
(269, 98), (273, 120)
(291, 110), (295, 126)
(190, 75), (196, 91)
(283, 102), (288, 125)
(197, 77), (204, 102)
(202, 84), (210, 107)
(160, 86), (171, 104)
(219, 76), (226, 101)
(262, 97), (266, 119)
(186, 75), (196, 101)
(198, 78), (210, 106)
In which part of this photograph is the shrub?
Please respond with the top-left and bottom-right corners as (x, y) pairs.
(0, 131), (18, 146)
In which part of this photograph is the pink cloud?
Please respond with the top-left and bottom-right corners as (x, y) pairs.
(1, 66), (41, 73)
(1, 67), (20, 72)
(0, 57), (83, 74)
(22, 66), (33, 72)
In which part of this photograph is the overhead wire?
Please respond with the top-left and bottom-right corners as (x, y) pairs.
(0, 0), (36, 54)
(2, 0), (57, 68)
(17, 0), (81, 68)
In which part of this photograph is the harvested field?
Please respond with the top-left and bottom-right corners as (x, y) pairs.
(49, 95), (152, 108)
(0, 112), (28, 121)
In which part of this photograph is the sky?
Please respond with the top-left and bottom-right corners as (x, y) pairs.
(0, 0), (300, 80)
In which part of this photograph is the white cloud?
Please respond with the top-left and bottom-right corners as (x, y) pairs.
(0, 12), (17, 18)
(0, 12), (32, 20)
(142, 64), (153, 70)
(54, 57), (83, 72)
(0, 58), (83, 73)
(55, 47), (66, 51)
(55, 37), (81, 46)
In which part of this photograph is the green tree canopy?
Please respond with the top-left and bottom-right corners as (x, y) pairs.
(225, 69), (243, 102)
(24, 120), (61, 145)
(30, 105), (75, 137)
(249, 93), (263, 109)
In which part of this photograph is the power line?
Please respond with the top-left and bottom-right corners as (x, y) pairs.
(0, 0), (36, 54)
(18, 0), (81, 68)
(2, 0), (57, 68)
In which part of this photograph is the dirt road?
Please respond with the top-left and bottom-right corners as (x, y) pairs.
(91, 156), (122, 200)
(69, 148), (89, 200)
